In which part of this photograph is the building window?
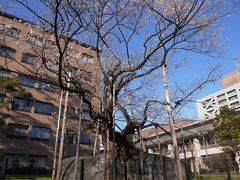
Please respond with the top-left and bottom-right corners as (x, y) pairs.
(45, 40), (57, 51)
(230, 101), (240, 108)
(80, 133), (91, 144)
(28, 155), (48, 168)
(21, 53), (37, 65)
(31, 127), (50, 140)
(0, 24), (21, 39)
(7, 123), (29, 137)
(18, 74), (39, 88)
(45, 61), (58, 71)
(77, 110), (91, 120)
(58, 129), (71, 142)
(26, 33), (43, 47)
(18, 74), (55, 92)
(12, 97), (33, 112)
(228, 95), (238, 101)
(79, 53), (93, 63)
(0, 45), (16, 59)
(81, 71), (92, 81)
(35, 101), (53, 115)
(218, 99), (227, 105)
(66, 48), (93, 63)
(60, 106), (75, 119)
(0, 68), (11, 76)
(5, 154), (26, 169)
(227, 89), (236, 97)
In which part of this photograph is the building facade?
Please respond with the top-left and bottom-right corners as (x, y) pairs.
(0, 12), (100, 175)
(197, 70), (240, 120)
(141, 119), (240, 174)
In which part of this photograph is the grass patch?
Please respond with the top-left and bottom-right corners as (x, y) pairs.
(5, 175), (51, 180)
(194, 174), (240, 180)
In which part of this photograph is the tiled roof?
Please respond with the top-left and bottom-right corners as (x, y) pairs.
(141, 118), (196, 138)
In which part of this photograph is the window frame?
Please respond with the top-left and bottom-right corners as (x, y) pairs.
(21, 53), (37, 65)
(77, 109), (91, 121)
(11, 97), (33, 112)
(80, 133), (91, 144)
(0, 68), (11, 77)
(7, 123), (29, 138)
(0, 24), (21, 39)
(31, 126), (51, 140)
(34, 100), (53, 116)
(18, 74), (56, 92)
(0, 45), (16, 59)
(79, 53), (93, 63)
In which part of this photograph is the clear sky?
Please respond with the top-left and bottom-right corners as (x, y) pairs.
(175, 4), (240, 119)
(1, 1), (240, 121)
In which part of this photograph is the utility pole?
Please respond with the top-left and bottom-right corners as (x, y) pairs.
(56, 73), (71, 180)
(73, 96), (83, 180)
(52, 90), (64, 180)
(162, 64), (183, 180)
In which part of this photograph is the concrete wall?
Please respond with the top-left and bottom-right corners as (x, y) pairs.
(221, 69), (240, 88)
(61, 154), (190, 180)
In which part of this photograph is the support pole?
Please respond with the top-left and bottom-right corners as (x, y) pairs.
(74, 96), (83, 180)
(162, 64), (183, 180)
(52, 90), (63, 180)
(181, 126), (189, 180)
(112, 82), (116, 180)
(93, 121), (100, 156)
(56, 73), (71, 180)
(155, 126), (163, 167)
(138, 128), (144, 180)
(104, 122), (110, 180)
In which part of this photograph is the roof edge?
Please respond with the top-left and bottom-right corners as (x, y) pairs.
(0, 11), (97, 51)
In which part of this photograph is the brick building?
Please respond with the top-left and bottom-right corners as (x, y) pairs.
(0, 11), (100, 174)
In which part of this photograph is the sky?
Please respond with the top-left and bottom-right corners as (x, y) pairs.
(175, 4), (240, 119)
(1, 1), (240, 121)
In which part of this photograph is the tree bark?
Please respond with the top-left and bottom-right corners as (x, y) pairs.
(162, 64), (183, 180)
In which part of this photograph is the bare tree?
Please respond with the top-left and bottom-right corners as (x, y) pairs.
(1, 0), (234, 179)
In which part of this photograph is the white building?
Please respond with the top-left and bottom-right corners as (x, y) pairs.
(197, 69), (240, 120)
(196, 82), (240, 120)
(141, 119), (240, 173)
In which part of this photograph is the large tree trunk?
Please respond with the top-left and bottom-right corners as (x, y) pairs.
(162, 64), (183, 180)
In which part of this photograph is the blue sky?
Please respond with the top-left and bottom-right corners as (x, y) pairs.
(1, 1), (240, 121)
(172, 5), (240, 119)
